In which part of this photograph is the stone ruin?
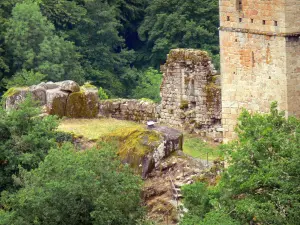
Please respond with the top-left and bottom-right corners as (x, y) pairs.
(5, 80), (99, 118)
(5, 49), (223, 140)
(159, 49), (222, 140)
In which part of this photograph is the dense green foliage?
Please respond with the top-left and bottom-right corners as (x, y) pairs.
(0, 0), (219, 100)
(131, 68), (162, 102)
(0, 143), (144, 224)
(0, 96), (58, 192)
(138, 0), (219, 68)
(181, 103), (300, 225)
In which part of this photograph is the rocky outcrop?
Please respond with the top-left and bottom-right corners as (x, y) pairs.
(99, 99), (158, 123)
(104, 125), (183, 178)
(5, 81), (99, 118)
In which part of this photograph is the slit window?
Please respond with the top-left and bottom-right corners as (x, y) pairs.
(274, 21), (278, 26)
(237, 0), (242, 10)
(263, 20), (266, 25)
(239, 18), (242, 23)
(251, 19), (254, 23)
(227, 16), (230, 21)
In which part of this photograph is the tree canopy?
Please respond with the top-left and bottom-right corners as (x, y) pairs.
(0, 143), (144, 225)
(0, 0), (220, 100)
(181, 103), (300, 225)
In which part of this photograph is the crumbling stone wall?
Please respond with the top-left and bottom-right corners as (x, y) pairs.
(99, 99), (158, 123)
(5, 81), (99, 118)
(220, 0), (300, 141)
(159, 49), (222, 140)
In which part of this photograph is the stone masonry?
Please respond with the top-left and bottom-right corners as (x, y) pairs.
(220, 0), (300, 141)
(160, 49), (222, 140)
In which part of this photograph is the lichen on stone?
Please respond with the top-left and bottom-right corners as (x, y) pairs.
(66, 90), (98, 118)
(166, 49), (211, 66)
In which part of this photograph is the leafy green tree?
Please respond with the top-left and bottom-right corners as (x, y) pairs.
(4, 70), (46, 88)
(5, 2), (84, 83)
(1, 143), (144, 225)
(138, 0), (219, 68)
(181, 103), (300, 225)
(98, 87), (109, 100)
(0, 96), (58, 192)
(131, 68), (162, 102)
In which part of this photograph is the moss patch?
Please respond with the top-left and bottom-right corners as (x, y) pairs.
(66, 91), (98, 118)
(3, 87), (28, 99)
(166, 49), (210, 65)
(179, 100), (189, 110)
(205, 83), (221, 108)
(49, 96), (67, 117)
(103, 126), (162, 173)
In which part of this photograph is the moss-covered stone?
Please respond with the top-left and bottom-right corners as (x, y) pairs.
(166, 49), (211, 66)
(65, 90), (99, 118)
(179, 100), (189, 110)
(103, 126), (162, 175)
(49, 96), (67, 117)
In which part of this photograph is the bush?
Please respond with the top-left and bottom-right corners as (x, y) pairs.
(98, 87), (109, 100)
(181, 103), (300, 225)
(0, 95), (58, 192)
(0, 143), (144, 225)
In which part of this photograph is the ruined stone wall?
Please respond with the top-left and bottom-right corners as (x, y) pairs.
(99, 99), (158, 123)
(220, 0), (300, 140)
(160, 49), (222, 140)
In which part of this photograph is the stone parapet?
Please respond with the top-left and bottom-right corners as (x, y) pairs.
(99, 99), (158, 123)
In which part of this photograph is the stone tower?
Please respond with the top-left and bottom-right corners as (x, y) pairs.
(220, 0), (300, 140)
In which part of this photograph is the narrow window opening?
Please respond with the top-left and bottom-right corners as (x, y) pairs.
(239, 18), (242, 23)
(262, 20), (266, 25)
(236, 0), (242, 10)
(227, 16), (230, 21)
(251, 19), (254, 23)
(252, 51), (255, 67)
(274, 21), (278, 26)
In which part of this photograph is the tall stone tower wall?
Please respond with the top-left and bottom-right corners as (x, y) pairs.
(220, 0), (300, 140)
(160, 49), (222, 140)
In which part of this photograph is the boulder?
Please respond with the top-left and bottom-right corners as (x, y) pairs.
(59, 80), (80, 93)
(5, 87), (29, 110)
(30, 86), (47, 105)
(105, 125), (183, 178)
(38, 81), (60, 90)
(65, 89), (99, 118)
(46, 89), (68, 117)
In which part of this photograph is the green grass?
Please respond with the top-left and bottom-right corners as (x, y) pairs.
(183, 135), (222, 161)
(58, 118), (143, 140)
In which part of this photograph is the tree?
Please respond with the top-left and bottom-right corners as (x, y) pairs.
(131, 67), (162, 102)
(138, 0), (219, 68)
(0, 96), (58, 192)
(181, 103), (300, 225)
(4, 70), (46, 88)
(5, 2), (84, 84)
(0, 143), (144, 225)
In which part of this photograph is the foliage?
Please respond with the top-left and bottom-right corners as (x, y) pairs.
(0, 95), (59, 192)
(5, 2), (84, 84)
(98, 87), (109, 100)
(181, 103), (300, 225)
(0, 143), (144, 225)
(4, 69), (46, 88)
(138, 0), (219, 67)
(131, 68), (162, 102)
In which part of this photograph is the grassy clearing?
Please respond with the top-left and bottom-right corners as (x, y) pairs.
(183, 134), (222, 161)
(58, 118), (143, 140)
